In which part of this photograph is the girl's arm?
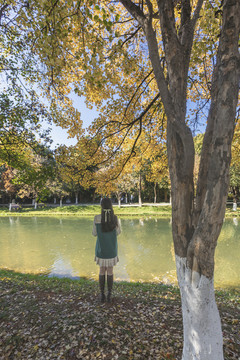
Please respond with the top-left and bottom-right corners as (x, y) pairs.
(116, 218), (121, 235)
(92, 216), (97, 236)
(92, 214), (101, 236)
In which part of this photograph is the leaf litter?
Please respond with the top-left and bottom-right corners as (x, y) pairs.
(0, 271), (239, 360)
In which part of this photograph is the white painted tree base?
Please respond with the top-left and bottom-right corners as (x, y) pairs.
(175, 256), (224, 360)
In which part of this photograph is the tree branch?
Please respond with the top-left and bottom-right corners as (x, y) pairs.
(87, 92), (161, 167)
(89, 89), (160, 146)
(180, 0), (204, 48)
(124, 69), (153, 116)
(119, 25), (141, 47)
(0, 4), (8, 24)
(191, 0), (205, 29)
(157, 0), (180, 49)
(104, 117), (143, 182)
(119, 0), (146, 27)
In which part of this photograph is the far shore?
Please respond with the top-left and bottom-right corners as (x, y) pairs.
(0, 202), (239, 217)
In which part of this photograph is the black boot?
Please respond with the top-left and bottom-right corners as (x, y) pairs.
(99, 274), (105, 302)
(107, 275), (113, 303)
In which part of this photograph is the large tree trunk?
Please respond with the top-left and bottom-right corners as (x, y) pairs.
(171, 2), (238, 358)
(168, 2), (239, 358)
(120, 0), (239, 358)
(176, 256), (223, 360)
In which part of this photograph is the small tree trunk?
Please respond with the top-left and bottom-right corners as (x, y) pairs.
(54, 197), (57, 204)
(75, 192), (78, 205)
(154, 182), (157, 203)
(233, 198), (237, 211)
(117, 192), (121, 208)
(60, 198), (63, 207)
(138, 173), (142, 207)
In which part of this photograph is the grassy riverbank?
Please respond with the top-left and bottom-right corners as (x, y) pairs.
(0, 270), (239, 359)
(0, 204), (172, 217)
(0, 203), (239, 217)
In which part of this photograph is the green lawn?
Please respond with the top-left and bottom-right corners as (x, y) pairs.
(0, 270), (239, 359)
(0, 204), (172, 217)
(0, 203), (239, 218)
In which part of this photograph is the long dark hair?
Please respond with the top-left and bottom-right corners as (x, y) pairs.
(101, 197), (117, 232)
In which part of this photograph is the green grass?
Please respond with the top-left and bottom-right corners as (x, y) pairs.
(0, 204), (172, 217)
(225, 205), (240, 217)
(1, 203), (239, 217)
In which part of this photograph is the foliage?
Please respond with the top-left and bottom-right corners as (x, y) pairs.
(6, 0), (167, 177)
(0, 166), (18, 201)
(229, 121), (240, 198)
(17, 0), (226, 161)
(55, 144), (95, 196)
(12, 147), (56, 202)
(0, 93), (52, 168)
(0, 3), (239, 357)
(0, 1), (82, 169)
(45, 179), (70, 202)
(0, 2), (51, 165)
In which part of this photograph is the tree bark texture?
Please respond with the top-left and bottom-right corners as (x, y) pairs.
(176, 256), (223, 360)
(120, 0), (239, 358)
(187, 0), (240, 279)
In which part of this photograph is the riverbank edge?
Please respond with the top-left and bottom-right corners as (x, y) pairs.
(0, 268), (239, 302)
(0, 204), (239, 217)
(0, 268), (239, 297)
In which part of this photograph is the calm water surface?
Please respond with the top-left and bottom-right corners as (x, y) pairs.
(0, 216), (239, 288)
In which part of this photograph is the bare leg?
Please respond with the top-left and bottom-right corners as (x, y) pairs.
(106, 266), (113, 276)
(99, 266), (107, 275)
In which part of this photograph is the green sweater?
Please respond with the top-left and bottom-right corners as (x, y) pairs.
(95, 223), (118, 259)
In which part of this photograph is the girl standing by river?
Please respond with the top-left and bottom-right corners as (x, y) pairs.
(92, 198), (121, 303)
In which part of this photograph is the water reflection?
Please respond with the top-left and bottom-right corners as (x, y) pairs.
(0, 216), (239, 288)
(50, 258), (79, 279)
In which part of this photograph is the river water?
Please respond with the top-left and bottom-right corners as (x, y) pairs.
(0, 216), (239, 288)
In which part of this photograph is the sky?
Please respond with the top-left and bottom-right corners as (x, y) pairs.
(49, 95), (99, 149)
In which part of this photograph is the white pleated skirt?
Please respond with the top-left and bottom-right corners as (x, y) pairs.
(94, 256), (119, 267)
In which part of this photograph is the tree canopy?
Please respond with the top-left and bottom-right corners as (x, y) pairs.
(0, 2), (239, 358)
